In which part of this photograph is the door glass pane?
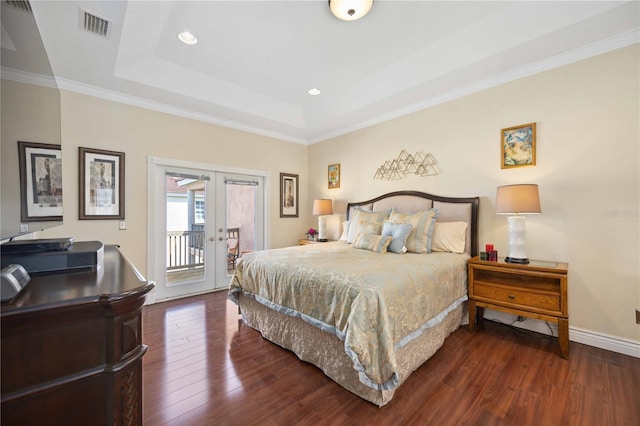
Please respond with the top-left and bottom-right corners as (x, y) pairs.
(165, 175), (206, 285)
(225, 180), (257, 274)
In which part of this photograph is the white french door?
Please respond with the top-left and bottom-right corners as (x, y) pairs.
(147, 157), (266, 303)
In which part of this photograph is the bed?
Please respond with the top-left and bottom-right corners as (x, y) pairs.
(229, 191), (479, 406)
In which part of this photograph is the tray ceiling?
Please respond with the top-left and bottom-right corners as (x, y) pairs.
(7, 1), (639, 144)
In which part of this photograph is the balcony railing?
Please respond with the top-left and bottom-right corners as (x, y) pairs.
(167, 230), (205, 270)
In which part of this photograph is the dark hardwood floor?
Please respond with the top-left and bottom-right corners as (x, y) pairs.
(142, 290), (640, 425)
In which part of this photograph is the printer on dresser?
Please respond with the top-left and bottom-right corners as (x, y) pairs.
(0, 243), (154, 425)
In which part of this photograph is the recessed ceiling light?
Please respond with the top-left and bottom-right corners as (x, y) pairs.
(178, 31), (198, 45)
(308, 88), (321, 96)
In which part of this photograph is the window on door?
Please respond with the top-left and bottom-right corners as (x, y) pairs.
(194, 199), (205, 224)
(165, 174), (208, 287)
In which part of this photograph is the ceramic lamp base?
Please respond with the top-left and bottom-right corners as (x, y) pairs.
(505, 257), (529, 264)
(318, 216), (328, 241)
(506, 215), (529, 262)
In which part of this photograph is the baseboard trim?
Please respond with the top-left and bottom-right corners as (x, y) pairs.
(482, 309), (640, 359)
(569, 327), (640, 359)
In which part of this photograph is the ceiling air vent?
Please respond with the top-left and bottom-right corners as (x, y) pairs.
(5, 0), (33, 13)
(81, 9), (109, 37)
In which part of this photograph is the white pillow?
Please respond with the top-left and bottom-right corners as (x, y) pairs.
(339, 220), (349, 241)
(431, 222), (468, 254)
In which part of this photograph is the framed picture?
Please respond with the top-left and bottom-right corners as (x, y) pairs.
(279, 172), (298, 218)
(328, 163), (340, 189)
(79, 147), (125, 220)
(501, 123), (536, 169)
(18, 141), (63, 222)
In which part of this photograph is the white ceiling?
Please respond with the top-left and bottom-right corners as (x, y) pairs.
(17, 1), (640, 144)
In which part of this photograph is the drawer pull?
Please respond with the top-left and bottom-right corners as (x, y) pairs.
(508, 294), (515, 299)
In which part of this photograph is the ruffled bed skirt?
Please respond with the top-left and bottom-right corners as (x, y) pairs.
(238, 293), (465, 407)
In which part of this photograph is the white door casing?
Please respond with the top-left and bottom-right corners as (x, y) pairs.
(147, 156), (269, 304)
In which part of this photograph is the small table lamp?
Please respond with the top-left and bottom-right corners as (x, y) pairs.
(495, 184), (541, 264)
(313, 199), (333, 242)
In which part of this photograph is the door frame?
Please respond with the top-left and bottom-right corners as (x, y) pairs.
(146, 156), (271, 304)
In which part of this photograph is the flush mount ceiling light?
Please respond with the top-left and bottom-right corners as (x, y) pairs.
(177, 31), (198, 45)
(308, 88), (321, 96)
(329, 0), (373, 21)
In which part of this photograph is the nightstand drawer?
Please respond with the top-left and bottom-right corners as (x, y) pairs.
(474, 282), (560, 311)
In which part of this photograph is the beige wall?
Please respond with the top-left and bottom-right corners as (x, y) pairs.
(39, 90), (309, 274)
(1, 79), (62, 238)
(309, 45), (640, 343)
(25, 44), (640, 345)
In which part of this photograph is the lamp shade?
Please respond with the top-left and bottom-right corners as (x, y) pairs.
(329, 0), (374, 21)
(313, 199), (333, 216)
(495, 184), (541, 215)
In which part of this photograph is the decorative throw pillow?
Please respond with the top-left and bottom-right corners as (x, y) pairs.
(352, 233), (393, 253)
(352, 220), (383, 238)
(388, 208), (438, 253)
(381, 221), (413, 254)
(431, 222), (468, 254)
(346, 208), (389, 243)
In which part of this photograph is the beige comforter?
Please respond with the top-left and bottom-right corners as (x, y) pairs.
(228, 242), (468, 391)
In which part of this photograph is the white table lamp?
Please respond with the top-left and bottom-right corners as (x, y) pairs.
(313, 199), (333, 242)
(495, 184), (541, 264)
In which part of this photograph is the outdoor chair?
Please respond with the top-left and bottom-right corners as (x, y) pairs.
(226, 228), (240, 271)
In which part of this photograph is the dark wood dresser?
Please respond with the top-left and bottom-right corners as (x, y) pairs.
(1, 245), (154, 425)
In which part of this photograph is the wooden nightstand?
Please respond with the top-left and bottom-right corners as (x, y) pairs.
(298, 239), (329, 245)
(468, 257), (569, 358)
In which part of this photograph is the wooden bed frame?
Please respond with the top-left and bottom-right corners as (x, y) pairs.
(237, 191), (479, 406)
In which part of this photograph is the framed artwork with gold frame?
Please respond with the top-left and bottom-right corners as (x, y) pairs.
(501, 123), (536, 169)
(328, 163), (340, 189)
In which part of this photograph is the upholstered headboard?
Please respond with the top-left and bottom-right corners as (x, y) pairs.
(346, 191), (479, 256)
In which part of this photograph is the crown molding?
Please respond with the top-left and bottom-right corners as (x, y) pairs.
(5, 28), (637, 146)
(309, 29), (640, 144)
(54, 77), (309, 145)
(0, 67), (57, 89)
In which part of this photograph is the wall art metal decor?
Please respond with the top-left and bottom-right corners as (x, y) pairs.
(501, 122), (536, 169)
(373, 150), (438, 181)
